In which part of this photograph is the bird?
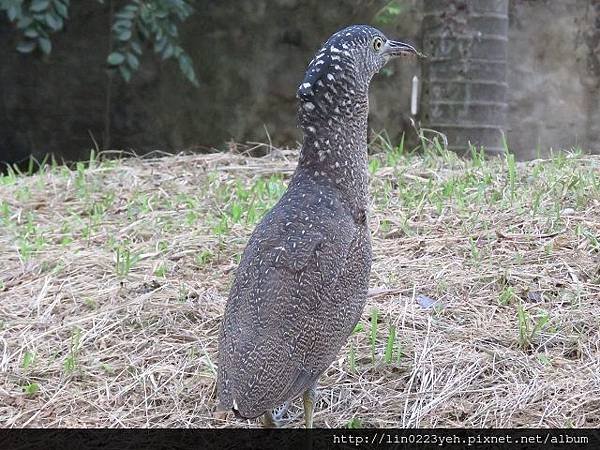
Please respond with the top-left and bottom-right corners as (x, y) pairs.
(216, 24), (419, 428)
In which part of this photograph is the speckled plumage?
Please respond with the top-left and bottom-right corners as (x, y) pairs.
(217, 25), (418, 424)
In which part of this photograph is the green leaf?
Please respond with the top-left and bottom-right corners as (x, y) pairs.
(115, 10), (135, 20)
(107, 52), (125, 65)
(38, 36), (51, 54)
(154, 36), (167, 53)
(30, 0), (50, 13)
(7, 5), (21, 22)
(24, 28), (39, 38)
(126, 52), (139, 70)
(24, 382), (40, 396)
(55, 2), (68, 18)
(178, 53), (198, 86)
(117, 29), (132, 41)
(384, 324), (396, 364)
(22, 351), (35, 369)
(182, 4), (194, 17)
(347, 417), (362, 429)
(139, 6), (151, 24)
(113, 19), (132, 32)
(45, 12), (63, 31)
(138, 23), (150, 40)
(16, 40), (37, 53)
(17, 16), (33, 28)
(118, 64), (131, 82)
(130, 40), (142, 55)
(161, 44), (174, 60)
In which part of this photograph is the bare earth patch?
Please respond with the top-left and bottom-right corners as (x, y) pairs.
(1, 147), (599, 427)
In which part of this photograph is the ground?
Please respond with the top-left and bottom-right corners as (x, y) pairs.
(1, 143), (599, 427)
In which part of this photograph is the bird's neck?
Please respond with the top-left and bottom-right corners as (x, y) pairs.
(295, 93), (370, 206)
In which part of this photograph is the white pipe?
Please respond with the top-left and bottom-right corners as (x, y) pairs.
(411, 75), (419, 116)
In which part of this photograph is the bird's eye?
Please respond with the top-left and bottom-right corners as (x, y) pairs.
(372, 37), (383, 52)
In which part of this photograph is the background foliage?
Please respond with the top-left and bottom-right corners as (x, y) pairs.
(0, 0), (198, 85)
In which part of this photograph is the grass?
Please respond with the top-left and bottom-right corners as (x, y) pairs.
(0, 143), (599, 427)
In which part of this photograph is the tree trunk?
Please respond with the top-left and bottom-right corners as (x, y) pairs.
(421, 0), (509, 155)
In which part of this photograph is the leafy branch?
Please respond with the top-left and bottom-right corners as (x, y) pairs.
(107, 0), (198, 85)
(0, 0), (199, 86)
(0, 0), (66, 55)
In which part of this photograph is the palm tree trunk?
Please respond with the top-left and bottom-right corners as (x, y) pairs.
(421, 0), (509, 155)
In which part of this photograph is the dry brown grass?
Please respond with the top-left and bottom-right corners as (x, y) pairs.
(1, 146), (599, 428)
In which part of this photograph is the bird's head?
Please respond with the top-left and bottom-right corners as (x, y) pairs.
(297, 25), (421, 104)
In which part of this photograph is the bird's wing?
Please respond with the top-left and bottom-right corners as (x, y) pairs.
(219, 195), (359, 416)
(230, 209), (356, 336)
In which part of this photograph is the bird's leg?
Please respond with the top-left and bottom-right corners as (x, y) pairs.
(303, 386), (317, 428)
(262, 411), (278, 428)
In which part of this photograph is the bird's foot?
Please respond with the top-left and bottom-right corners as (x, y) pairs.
(272, 401), (291, 422)
(262, 401), (291, 428)
(303, 386), (317, 429)
(262, 411), (278, 428)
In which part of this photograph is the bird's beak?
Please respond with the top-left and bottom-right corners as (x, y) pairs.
(381, 40), (424, 58)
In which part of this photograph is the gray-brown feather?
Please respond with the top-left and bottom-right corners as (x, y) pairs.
(217, 169), (371, 418)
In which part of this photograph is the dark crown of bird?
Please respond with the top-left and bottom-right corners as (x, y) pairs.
(297, 25), (417, 127)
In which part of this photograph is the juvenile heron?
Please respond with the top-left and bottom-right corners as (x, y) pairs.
(216, 25), (419, 428)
